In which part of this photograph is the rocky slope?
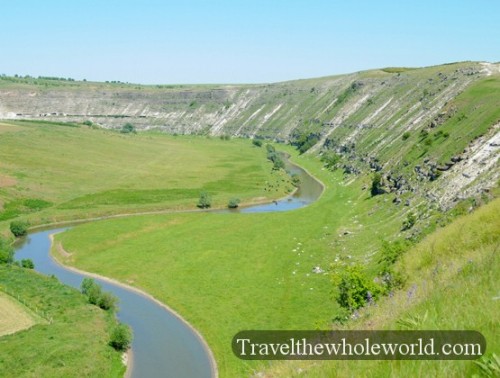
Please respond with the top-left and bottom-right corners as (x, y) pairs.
(1, 61), (499, 210)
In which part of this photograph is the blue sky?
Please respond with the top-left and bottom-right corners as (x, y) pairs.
(1, 0), (498, 84)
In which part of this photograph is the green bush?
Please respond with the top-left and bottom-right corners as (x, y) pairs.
(197, 192), (212, 209)
(0, 237), (14, 264)
(266, 147), (285, 171)
(10, 220), (29, 237)
(291, 174), (301, 187)
(378, 239), (409, 271)
(97, 291), (118, 311)
(81, 278), (118, 311)
(21, 259), (35, 269)
(120, 123), (136, 134)
(321, 151), (341, 170)
(333, 264), (381, 311)
(227, 198), (240, 209)
(402, 131), (411, 140)
(252, 139), (263, 147)
(370, 172), (384, 196)
(272, 157), (285, 170)
(109, 323), (133, 351)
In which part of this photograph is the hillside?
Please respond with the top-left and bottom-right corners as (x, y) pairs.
(0, 125), (292, 230)
(1, 63), (496, 140)
(0, 266), (124, 377)
(262, 197), (500, 377)
(0, 62), (499, 377)
(0, 62), (500, 221)
(1, 62), (499, 215)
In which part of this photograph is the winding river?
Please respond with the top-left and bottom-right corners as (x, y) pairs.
(14, 159), (323, 378)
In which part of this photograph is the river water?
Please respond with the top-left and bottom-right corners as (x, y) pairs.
(14, 159), (323, 378)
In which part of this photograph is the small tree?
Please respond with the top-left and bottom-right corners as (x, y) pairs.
(272, 157), (285, 170)
(81, 278), (118, 311)
(10, 220), (29, 237)
(252, 139), (263, 147)
(321, 151), (341, 170)
(98, 291), (118, 311)
(197, 192), (212, 209)
(333, 264), (381, 311)
(83, 279), (103, 305)
(370, 173), (384, 196)
(120, 123), (136, 134)
(21, 259), (35, 269)
(109, 323), (133, 351)
(291, 173), (301, 187)
(227, 198), (240, 208)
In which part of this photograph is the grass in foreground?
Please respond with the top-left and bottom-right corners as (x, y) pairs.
(262, 197), (500, 377)
(55, 151), (409, 377)
(0, 291), (39, 337)
(0, 266), (124, 378)
(0, 121), (291, 231)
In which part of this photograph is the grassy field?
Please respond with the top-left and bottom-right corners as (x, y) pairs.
(55, 150), (410, 376)
(0, 291), (39, 337)
(0, 266), (124, 378)
(263, 197), (500, 377)
(0, 121), (292, 232)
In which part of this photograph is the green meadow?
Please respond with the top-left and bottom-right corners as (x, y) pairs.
(0, 70), (498, 377)
(55, 151), (410, 376)
(264, 197), (500, 377)
(0, 266), (124, 378)
(0, 120), (291, 231)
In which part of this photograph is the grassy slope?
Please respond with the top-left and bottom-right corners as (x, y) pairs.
(55, 150), (408, 376)
(0, 266), (124, 378)
(263, 197), (500, 377)
(0, 121), (291, 231)
(1, 65), (497, 377)
(0, 292), (39, 337)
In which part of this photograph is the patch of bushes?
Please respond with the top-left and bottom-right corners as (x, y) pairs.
(332, 264), (381, 311)
(266, 144), (285, 170)
(378, 239), (409, 291)
(227, 198), (240, 209)
(370, 172), (384, 196)
(402, 131), (411, 140)
(120, 123), (136, 134)
(197, 192), (212, 209)
(10, 220), (29, 237)
(20, 259), (35, 269)
(81, 278), (118, 311)
(292, 132), (321, 154)
(252, 139), (263, 147)
(109, 323), (133, 351)
(291, 174), (301, 187)
(321, 151), (341, 170)
(0, 237), (14, 264)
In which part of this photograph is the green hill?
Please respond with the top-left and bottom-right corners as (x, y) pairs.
(0, 62), (498, 377)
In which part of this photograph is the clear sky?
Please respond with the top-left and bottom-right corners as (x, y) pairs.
(1, 0), (498, 84)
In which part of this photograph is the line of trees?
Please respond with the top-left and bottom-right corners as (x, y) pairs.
(81, 278), (132, 351)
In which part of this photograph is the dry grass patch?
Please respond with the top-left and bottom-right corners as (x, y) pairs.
(0, 291), (38, 337)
